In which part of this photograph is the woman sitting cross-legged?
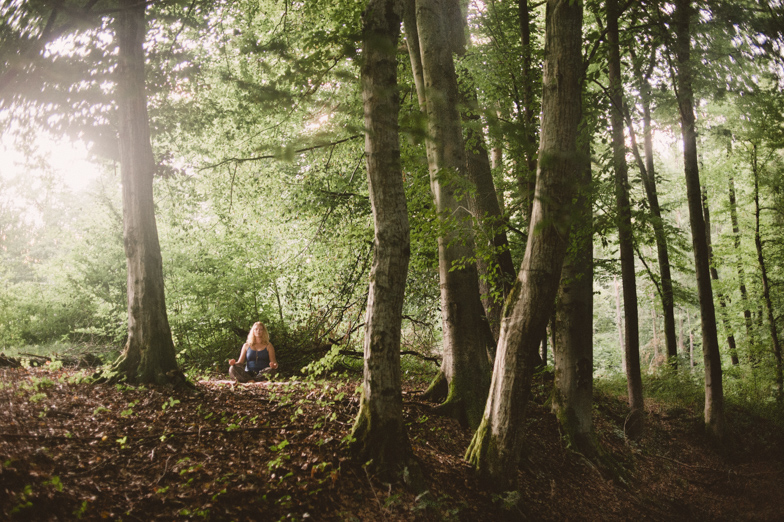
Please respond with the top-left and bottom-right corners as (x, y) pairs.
(229, 322), (279, 383)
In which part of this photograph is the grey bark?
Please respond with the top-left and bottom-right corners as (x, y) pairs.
(108, 0), (183, 386)
(608, 0), (643, 438)
(350, 0), (421, 483)
(673, 0), (725, 442)
(404, 0), (493, 430)
(552, 139), (595, 457)
(465, 0), (583, 490)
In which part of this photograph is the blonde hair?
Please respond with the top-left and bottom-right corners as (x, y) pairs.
(246, 322), (270, 346)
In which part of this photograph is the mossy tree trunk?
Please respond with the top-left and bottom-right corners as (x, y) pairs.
(403, 0), (493, 430)
(552, 133), (596, 457)
(108, 0), (183, 386)
(349, 0), (420, 484)
(465, 0), (583, 490)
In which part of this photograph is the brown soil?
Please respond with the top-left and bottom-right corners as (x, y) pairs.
(1, 366), (782, 521)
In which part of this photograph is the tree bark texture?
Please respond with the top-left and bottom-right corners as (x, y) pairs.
(608, 0), (643, 438)
(674, 0), (725, 441)
(552, 139), (595, 457)
(465, 0), (583, 490)
(405, 0), (493, 430)
(752, 145), (783, 399)
(111, 0), (182, 385)
(350, 0), (421, 483)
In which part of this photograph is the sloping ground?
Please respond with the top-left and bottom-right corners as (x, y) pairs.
(1, 366), (782, 521)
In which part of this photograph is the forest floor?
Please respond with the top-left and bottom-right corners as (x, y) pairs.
(1, 365), (784, 521)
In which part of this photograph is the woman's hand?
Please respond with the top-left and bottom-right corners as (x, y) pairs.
(270, 361), (278, 369)
(229, 359), (237, 366)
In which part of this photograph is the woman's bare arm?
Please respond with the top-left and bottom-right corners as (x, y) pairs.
(229, 344), (248, 366)
(267, 343), (278, 369)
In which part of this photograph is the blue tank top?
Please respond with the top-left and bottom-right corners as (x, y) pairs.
(246, 345), (270, 373)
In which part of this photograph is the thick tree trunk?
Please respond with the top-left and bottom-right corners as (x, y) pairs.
(350, 0), (421, 483)
(552, 140), (595, 457)
(629, 46), (678, 363)
(608, 0), (643, 438)
(465, 0), (583, 490)
(752, 145), (784, 400)
(728, 175), (755, 363)
(404, 0), (492, 430)
(674, 0), (725, 442)
(108, 0), (183, 386)
(701, 186), (739, 366)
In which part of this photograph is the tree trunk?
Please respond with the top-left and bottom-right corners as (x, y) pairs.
(702, 185), (739, 366)
(404, 0), (493, 430)
(518, 0), (539, 220)
(450, 0), (517, 342)
(678, 309), (685, 353)
(552, 138), (595, 457)
(752, 144), (783, 400)
(350, 0), (421, 483)
(674, 0), (725, 442)
(629, 45), (678, 363)
(608, 0), (643, 438)
(108, 0), (183, 386)
(465, 0), (583, 490)
(728, 175), (755, 363)
(615, 276), (625, 372)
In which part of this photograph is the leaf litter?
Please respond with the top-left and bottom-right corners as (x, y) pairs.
(1, 366), (783, 520)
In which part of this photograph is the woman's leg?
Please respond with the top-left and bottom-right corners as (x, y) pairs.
(229, 365), (253, 383)
(254, 367), (278, 381)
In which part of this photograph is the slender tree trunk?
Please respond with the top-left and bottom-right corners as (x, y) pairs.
(350, 0), (421, 484)
(752, 144), (784, 399)
(404, 0), (493, 430)
(518, 0), (539, 219)
(728, 175), (755, 362)
(465, 0), (583, 490)
(702, 185), (739, 365)
(678, 309), (685, 353)
(552, 138), (595, 457)
(615, 276), (625, 372)
(687, 308), (695, 369)
(629, 46), (678, 362)
(451, 0), (517, 342)
(652, 288), (661, 364)
(608, 0), (643, 438)
(674, 0), (725, 442)
(108, 0), (183, 386)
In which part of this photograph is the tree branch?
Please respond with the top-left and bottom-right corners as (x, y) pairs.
(199, 135), (363, 171)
